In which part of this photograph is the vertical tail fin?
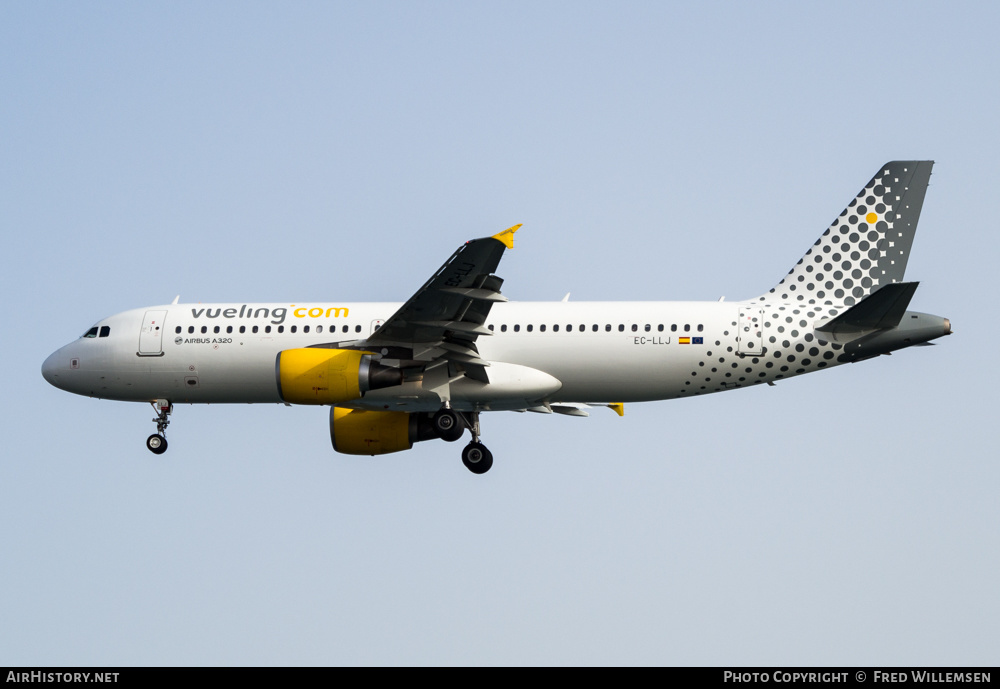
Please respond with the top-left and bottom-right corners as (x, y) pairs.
(754, 161), (934, 307)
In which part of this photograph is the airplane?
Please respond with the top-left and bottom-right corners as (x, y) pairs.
(41, 161), (951, 474)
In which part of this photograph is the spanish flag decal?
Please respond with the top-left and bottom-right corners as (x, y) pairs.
(679, 337), (691, 344)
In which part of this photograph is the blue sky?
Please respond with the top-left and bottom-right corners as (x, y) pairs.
(2, 1), (997, 665)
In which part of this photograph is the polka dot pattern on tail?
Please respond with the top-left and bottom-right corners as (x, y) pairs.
(755, 161), (934, 317)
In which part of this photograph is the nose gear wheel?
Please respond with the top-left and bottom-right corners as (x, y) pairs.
(147, 400), (172, 454)
(146, 433), (168, 454)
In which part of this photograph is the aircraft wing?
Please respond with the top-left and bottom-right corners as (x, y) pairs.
(361, 224), (521, 383)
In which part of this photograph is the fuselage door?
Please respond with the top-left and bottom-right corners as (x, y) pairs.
(737, 307), (765, 356)
(138, 310), (167, 356)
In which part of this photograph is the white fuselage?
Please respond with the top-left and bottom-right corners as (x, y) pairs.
(41, 298), (847, 411)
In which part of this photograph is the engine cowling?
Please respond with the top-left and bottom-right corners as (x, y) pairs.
(330, 408), (438, 456)
(276, 348), (401, 405)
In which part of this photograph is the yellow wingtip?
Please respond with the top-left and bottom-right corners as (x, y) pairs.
(609, 403), (624, 417)
(492, 223), (522, 249)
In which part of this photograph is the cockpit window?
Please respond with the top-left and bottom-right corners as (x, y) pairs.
(99, 326), (110, 338)
(82, 327), (99, 338)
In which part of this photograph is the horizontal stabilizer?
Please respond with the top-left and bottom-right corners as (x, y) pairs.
(816, 282), (919, 335)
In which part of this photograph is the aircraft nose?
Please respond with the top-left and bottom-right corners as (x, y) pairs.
(41, 350), (62, 388)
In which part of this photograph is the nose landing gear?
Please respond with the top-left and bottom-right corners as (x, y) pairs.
(146, 399), (172, 454)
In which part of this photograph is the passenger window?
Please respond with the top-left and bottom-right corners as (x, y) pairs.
(644, 324), (650, 332)
(355, 325), (361, 333)
(631, 324), (638, 332)
(526, 324), (533, 332)
(513, 324), (520, 332)
(317, 325), (323, 333)
(592, 324), (598, 332)
(553, 324), (560, 332)
(540, 324), (546, 332)
(684, 324), (690, 332)
(252, 325), (259, 334)
(188, 326), (194, 334)
(240, 326), (246, 334)
(201, 326), (207, 334)
(82, 327), (99, 338)
(658, 324), (664, 332)
(214, 326), (220, 334)
(303, 325), (309, 333)
(175, 326), (182, 334)
(605, 324), (611, 332)
(579, 324), (585, 332)
(697, 324), (704, 332)
(99, 326), (110, 337)
(226, 325), (233, 334)
(671, 324), (677, 332)
(265, 326), (271, 333)
(488, 324), (494, 331)
(290, 325), (297, 333)
(618, 324), (624, 332)
(343, 325), (349, 334)
(278, 326), (284, 333)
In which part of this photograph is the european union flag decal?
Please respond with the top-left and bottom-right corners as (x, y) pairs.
(692, 337), (704, 344)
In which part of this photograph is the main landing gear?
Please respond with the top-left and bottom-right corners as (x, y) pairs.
(435, 407), (493, 474)
(146, 399), (172, 455)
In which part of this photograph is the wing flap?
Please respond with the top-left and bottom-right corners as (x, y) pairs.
(410, 320), (495, 336)
(439, 287), (509, 302)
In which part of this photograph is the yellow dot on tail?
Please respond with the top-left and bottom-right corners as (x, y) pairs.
(865, 212), (878, 224)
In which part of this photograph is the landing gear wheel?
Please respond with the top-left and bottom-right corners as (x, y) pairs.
(433, 409), (465, 442)
(462, 442), (493, 474)
(148, 400), (173, 454)
(146, 434), (168, 455)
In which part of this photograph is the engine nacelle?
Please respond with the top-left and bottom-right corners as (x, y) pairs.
(276, 348), (401, 405)
(330, 407), (438, 456)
